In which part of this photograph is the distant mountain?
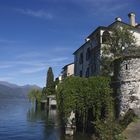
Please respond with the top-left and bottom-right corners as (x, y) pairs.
(0, 81), (19, 88)
(0, 81), (42, 99)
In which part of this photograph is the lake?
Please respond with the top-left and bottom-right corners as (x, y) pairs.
(0, 98), (93, 140)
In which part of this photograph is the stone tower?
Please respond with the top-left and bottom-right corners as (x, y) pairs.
(113, 49), (140, 117)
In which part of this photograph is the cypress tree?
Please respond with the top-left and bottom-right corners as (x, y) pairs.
(46, 67), (55, 95)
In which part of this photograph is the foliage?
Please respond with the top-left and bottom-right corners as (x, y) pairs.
(55, 77), (59, 86)
(28, 89), (42, 103)
(41, 87), (47, 100)
(57, 77), (82, 120)
(101, 26), (136, 76)
(56, 76), (129, 139)
(57, 77), (118, 136)
(95, 119), (126, 140)
(120, 109), (137, 129)
(46, 67), (55, 95)
(42, 87), (47, 95)
(124, 46), (140, 57)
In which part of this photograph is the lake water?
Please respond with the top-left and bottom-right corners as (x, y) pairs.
(0, 98), (93, 140)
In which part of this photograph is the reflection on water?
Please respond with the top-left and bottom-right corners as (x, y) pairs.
(0, 98), (94, 140)
(27, 106), (60, 140)
(27, 105), (94, 140)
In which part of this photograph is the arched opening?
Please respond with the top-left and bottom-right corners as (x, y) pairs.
(102, 30), (110, 44)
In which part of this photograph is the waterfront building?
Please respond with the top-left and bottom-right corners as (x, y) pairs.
(61, 63), (74, 79)
(55, 63), (74, 89)
(74, 13), (140, 77)
(73, 12), (140, 117)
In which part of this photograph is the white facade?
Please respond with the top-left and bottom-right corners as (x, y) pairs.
(58, 75), (62, 82)
(133, 31), (140, 46)
(74, 27), (110, 77)
(55, 63), (74, 90)
(62, 63), (74, 79)
(74, 13), (140, 78)
(67, 63), (74, 77)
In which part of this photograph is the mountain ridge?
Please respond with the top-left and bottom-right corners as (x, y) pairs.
(0, 81), (42, 99)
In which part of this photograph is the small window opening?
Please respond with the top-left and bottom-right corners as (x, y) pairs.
(126, 64), (128, 70)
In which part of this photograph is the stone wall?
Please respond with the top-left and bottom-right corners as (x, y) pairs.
(114, 57), (140, 116)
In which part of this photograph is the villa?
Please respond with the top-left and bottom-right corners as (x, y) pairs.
(73, 12), (140, 77)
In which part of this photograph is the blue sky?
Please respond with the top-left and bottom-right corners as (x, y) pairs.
(0, 0), (140, 87)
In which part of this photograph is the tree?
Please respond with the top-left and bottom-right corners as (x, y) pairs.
(57, 76), (126, 139)
(101, 26), (136, 76)
(46, 67), (55, 95)
(41, 87), (47, 99)
(28, 89), (42, 104)
(57, 77), (113, 133)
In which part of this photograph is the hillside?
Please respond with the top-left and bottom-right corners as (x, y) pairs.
(0, 81), (41, 99)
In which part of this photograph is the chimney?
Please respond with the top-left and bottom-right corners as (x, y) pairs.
(128, 12), (136, 26)
(85, 38), (90, 42)
(115, 17), (122, 22)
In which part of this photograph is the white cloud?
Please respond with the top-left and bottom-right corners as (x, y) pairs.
(0, 76), (13, 81)
(16, 8), (53, 19)
(17, 52), (44, 59)
(0, 59), (64, 74)
(0, 48), (72, 76)
(0, 65), (12, 69)
(48, 57), (69, 62)
(70, 0), (129, 17)
(20, 67), (46, 74)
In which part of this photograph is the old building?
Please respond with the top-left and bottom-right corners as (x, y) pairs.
(74, 13), (140, 77)
(55, 63), (74, 89)
(61, 63), (74, 79)
(73, 12), (140, 117)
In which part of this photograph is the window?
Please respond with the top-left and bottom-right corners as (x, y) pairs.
(80, 70), (83, 77)
(126, 64), (128, 70)
(91, 65), (94, 74)
(102, 31), (110, 44)
(94, 63), (96, 72)
(79, 53), (83, 64)
(90, 63), (97, 75)
(90, 47), (98, 75)
(86, 67), (89, 77)
(86, 48), (90, 60)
